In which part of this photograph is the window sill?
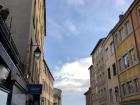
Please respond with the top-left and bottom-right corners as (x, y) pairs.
(122, 91), (140, 98)
(119, 61), (139, 75)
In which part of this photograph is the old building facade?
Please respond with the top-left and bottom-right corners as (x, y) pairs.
(40, 60), (54, 105)
(54, 88), (62, 105)
(103, 33), (120, 105)
(85, 0), (140, 105)
(0, 0), (47, 104)
(89, 38), (107, 105)
(84, 88), (92, 105)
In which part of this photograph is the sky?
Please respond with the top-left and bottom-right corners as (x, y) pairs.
(44, 0), (133, 105)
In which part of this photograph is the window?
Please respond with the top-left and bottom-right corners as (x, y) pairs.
(125, 21), (133, 35)
(127, 81), (134, 94)
(110, 42), (115, 54)
(129, 49), (135, 65)
(0, 90), (8, 105)
(119, 27), (125, 41)
(118, 59), (122, 71)
(123, 53), (129, 68)
(134, 78), (139, 92)
(109, 89), (113, 102)
(121, 84), (126, 96)
(137, 6), (140, 23)
(114, 34), (117, 44)
(108, 68), (111, 79)
(105, 48), (108, 59)
(43, 80), (45, 90)
(112, 63), (117, 76)
(114, 86), (119, 102)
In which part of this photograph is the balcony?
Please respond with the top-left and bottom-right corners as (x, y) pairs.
(0, 18), (25, 74)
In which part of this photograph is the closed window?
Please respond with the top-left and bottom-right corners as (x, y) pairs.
(127, 81), (134, 94)
(119, 27), (125, 41)
(121, 84), (126, 96)
(123, 53), (129, 68)
(110, 42), (115, 54)
(137, 6), (140, 23)
(125, 21), (133, 35)
(134, 78), (139, 92)
(109, 89), (113, 102)
(129, 49), (135, 65)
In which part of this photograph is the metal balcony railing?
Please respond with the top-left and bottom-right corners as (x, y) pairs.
(0, 18), (19, 62)
(0, 17), (25, 74)
(0, 18), (11, 40)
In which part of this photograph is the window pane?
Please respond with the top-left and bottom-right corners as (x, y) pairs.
(125, 21), (133, 34)
(0, 90), (8, 105)
(121, 84), (127, 96)
(129, 49), (135, 65)
(138, 7), (140, 23)
(119, 28), (125, 41)
(123, 54), (129, 68)
(134, 78), (139, 92)
(109, 89), (113, 102)
(110, 42), (114, 54)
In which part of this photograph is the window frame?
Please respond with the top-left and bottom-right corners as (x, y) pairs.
(123, 53), (129, 68)
(108, 68), (111, 79)
(137, 6), (140, 24)
(112, 63), (117, 76)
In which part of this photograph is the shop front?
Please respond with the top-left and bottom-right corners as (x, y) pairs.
(27, 84), (42, 105)
(0, 88), (9, 105)
(0, 14), (28, 105)
(0, 42), (27, 105)
(0, 42), (14, 105)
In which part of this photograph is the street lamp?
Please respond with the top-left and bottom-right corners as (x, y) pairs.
(34, 46), (41, 59)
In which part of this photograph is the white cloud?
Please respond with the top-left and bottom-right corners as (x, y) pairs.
(67, 0), (85, 7)
(65, 21), (77, 34)
(47, 18), (79, 39)
(54, 57), (91, 94)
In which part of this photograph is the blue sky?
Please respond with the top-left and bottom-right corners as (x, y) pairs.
(44, 0), (133, 105)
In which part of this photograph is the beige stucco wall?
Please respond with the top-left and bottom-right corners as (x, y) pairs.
(90, 39), (107, 105)
(40, 61), (54, 105)
(54, 88), (62, 105)
(103, 34), (119, 105)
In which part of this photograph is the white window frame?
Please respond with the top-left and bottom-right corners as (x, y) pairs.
(137, 6), (140, 24)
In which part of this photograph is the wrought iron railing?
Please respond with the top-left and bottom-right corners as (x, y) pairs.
(0, 17), (25, 74)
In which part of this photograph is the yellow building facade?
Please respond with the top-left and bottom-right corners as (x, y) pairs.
(113, 13), (140, 104)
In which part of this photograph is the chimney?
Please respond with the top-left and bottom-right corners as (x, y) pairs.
(119, 13), (124, 20)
